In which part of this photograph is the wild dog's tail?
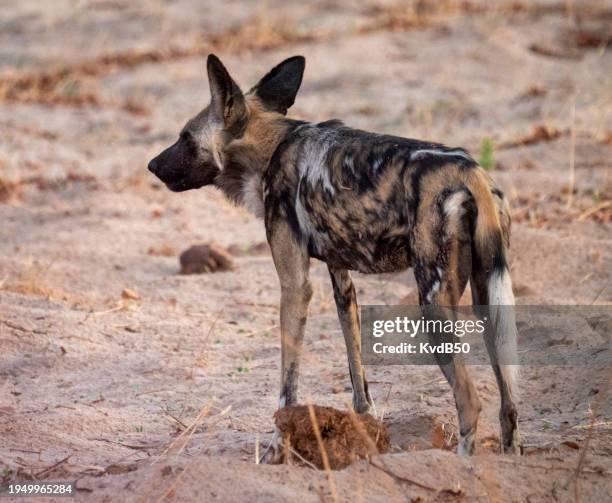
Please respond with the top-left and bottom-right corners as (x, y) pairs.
(464, 168), (518, 397)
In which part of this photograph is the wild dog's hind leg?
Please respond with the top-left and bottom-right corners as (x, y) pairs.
(328, 267), (373, 414)
(413, 190), (481, 455)
(415, 257), (482, 456)
(471, 273), (522, 454)
(261, 221), (312, 463)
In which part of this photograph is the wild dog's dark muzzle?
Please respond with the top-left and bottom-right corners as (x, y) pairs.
(147, 139), (218, 192)
(147, 158), (160, 176)
(147, 141), (185, 186)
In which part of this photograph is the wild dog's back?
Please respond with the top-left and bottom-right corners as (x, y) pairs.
(263, 120), (480, 274)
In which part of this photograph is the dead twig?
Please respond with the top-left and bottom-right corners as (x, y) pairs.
(1, 320), (31, 332)
(89, 438), (163, 451)
(307, 403), (339, 503)
(84, 303), (127, 319)
(156, 399), (214, 461)
(529, 43), (582, 60)
(577, 201), (611, 221)
(568, 377), (611, 501)
(190, 299), (227, 375)
(161, 409), (188, 431)
(590, 282), (609, 305)
(34, 454), (72, 478)
(288, 446), (318, 470)
(369, 459), (438, 492)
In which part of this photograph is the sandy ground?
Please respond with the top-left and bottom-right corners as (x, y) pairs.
(1, 1), (611, 501)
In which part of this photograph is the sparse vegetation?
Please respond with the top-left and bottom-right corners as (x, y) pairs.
(0, 260), (70, 301)
(479, 137), (494, 171)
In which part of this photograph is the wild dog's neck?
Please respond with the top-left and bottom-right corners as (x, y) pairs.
(214, 111), (297, 218)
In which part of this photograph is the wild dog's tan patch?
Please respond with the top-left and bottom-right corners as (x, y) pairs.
(462, 168), (503, 260)
(218, 96), (294, 212)
(412, 163), (462, 261)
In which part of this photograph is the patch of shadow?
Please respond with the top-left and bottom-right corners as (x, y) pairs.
(585, 316), (612, 342)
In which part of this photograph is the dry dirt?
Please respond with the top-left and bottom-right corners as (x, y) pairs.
(0, 1), (611, 502)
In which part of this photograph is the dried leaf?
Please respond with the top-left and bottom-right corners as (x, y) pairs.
(432, 424), (446, 449)
(121, 288), (140, 300)
(562, 440), (580, 450)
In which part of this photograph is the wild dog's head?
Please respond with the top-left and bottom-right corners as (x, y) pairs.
(148, 54), (305, 192)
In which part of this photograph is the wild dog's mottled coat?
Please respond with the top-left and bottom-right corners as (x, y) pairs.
(264, 121), (481, 277)
(148, 54), (521, 462)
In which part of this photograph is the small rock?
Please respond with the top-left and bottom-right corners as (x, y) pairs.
(179, 243), (233, 274)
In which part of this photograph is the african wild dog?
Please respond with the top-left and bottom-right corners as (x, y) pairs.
(148, 54), (521, 462)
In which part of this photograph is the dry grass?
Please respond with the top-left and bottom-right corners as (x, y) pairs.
(0, 2), (494, 110)
(0, 172), (99, 204)
(512, 191), (612, 228)
(1, 260), (71, 301)
(0, 14), (318, 111)
(3, 0), (606, 112)
(147, 244), (177, 257)
(275, 405), (390, 470)
(0, 177), (22, 203)
(359, 2), (433, 33)
(497, 124), (569, 150)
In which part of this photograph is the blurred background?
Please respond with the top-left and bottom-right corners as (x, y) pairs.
(0, 0), (610, 499)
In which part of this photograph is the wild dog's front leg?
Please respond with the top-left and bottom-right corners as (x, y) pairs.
(261, 223), (312, 464)
(328, 267), (373, 414)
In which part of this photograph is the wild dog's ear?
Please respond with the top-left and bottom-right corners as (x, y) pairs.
(207, 54), (247, 131)
(251, 56), (305, 115)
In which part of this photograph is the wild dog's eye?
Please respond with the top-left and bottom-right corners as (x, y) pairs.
(180, 131), (200, 156)
(180, 131), (194, 142)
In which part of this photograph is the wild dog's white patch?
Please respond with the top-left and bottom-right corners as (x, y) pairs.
(241, 173), (264, 218)
(343, 155), (355, 173)
(293, 128), (341, 247)
(444, 191), (468, 217)
(295, 179), (315, 243)
(194, 120), (224, 169)
(294, 183), (309, 233)
(410, 148), (473, 162)
(372, 157), (383, 172)
(425, 267), (444, 303)
(426, 280), (440, 303)
(299, 129), (338, 194)
(488, 268), (519, 397)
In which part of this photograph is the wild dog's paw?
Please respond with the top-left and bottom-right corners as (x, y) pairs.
(457, 431), (476, 456)
(259, 429), (285, 464)
(352, 386), (375, 416)
(502, 430), (523, 455)
(353, 399), (373, 416)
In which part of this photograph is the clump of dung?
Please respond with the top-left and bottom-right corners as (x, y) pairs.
(179, 243), (233, 274)
(274, 405), (390, 470)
